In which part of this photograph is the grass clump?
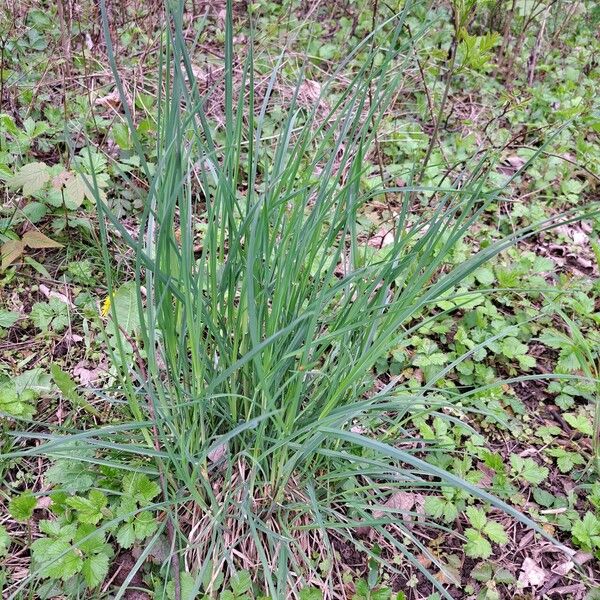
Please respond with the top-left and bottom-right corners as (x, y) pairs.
(11, 0), (596, 598)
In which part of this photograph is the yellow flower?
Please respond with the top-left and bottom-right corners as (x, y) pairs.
(101, 295), (111, 317)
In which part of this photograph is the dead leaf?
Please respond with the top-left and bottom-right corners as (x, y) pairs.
(1, 239), (25, 269)
(73, 361), (106, 385)
(22, 230), (63, 249)
(373, 491), (418, 519)
(518, 557), (546, 588)
(36, 496), (52, 510)
(95, 89), (121, 109)
(208, 442), (228, 463)
(39, 284), (73, 307)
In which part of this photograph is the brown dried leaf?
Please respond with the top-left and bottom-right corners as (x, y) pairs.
(1, 239), (25, 269)
(22, 230), (63, 249)
(518, 557), (546, 588)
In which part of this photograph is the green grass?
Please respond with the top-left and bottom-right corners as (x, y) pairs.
(6, 0), (599, 598)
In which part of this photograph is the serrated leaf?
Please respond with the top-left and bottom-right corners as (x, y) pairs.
(30, 298), (69, 332)
(571, 512), (600, 551)
(14, 368), (52, 395)
(10, 162), (50, 196)
(483, 520), (508, 544)
(532, 488), (555, 508)
(299, 589), (323, 600)
(122, 472), (160, 505)
(9, 491), (37, 521)
(231, 570), (252, 596)
(22, 230), (63, 249)
(74, 524), (107, 554)
(464, 528), (492, 559)
(81, 553), (109, 587)
(166, 572), (197, 600)
(133, 510), (158, 540)
(564, 412), (593, 436)
(65, 490), (107, 524)
(466, 506), (487, 530)
(471, 562), (492, 582)
(31, 537), (82, 580)
(46, 458), (96, 494)
(0, 310), (20, 328)
(116, 522), (136, 548)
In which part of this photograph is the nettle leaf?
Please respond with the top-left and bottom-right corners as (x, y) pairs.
(231, 569), (252, 596)
(133, 510), (158, 539)
(14, 368), (52, 395)
(74, 524), (109, 554)
(483, 521), (508, 544)
(532, 488), (555, 508)
(166, 572), (197, 600)
(9, 491), (37, 521)
(0, 310), (20, 328)
(122, 472), (160, 505)
(31, 537), (83, 580)
(471, 562), (493, 582)
(0, 382), (36, 418)
(464, 528), (492, 559)
(499, 337), (528, 359)
(510, 455), (548, 485)
(564, 412), (593, 436)
(473, 267), (495, 285)
(466, 506), (487, 530)
(81, 553), (110, 588)
(30, 297), (69, 332)
(546, 448), (585, 473)
(571, 512), (600, 551)
(116, 522), (136, 549)
(424, 495), (458, 523)
(65, 490), (107, 524)
(10, 162), (50, 196)
(46, 458), (96, 494)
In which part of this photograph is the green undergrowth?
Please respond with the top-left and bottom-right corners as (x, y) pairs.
(1, 0), (600, 599)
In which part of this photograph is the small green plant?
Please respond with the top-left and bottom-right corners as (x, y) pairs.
(463, 507), (508, 559)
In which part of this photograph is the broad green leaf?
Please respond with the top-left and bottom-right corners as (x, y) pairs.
(10, 162), (49, 196)
(31, 538), (82, 580)
(9, 491), (37, 521)
(0, 310), (20, 328)
(465, 506), (487, 530)
(483, 521), (508, 544)
(65, 490), (107, 524)
(464, 528), (492, 559)
(116, 522), (136, 548)
(299, 589), (323, 600)
(564, 413), (593, 436)
(46, 458), (96, 494)
(166, 572), (197, 600)
(107, 282), (141, 334)
(122, 472), (160, 505)
(572, 513), (600, 551)
(231, 570), (253, 596)
(133, 510), (158, 539)
(81, 553), (109, 587)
